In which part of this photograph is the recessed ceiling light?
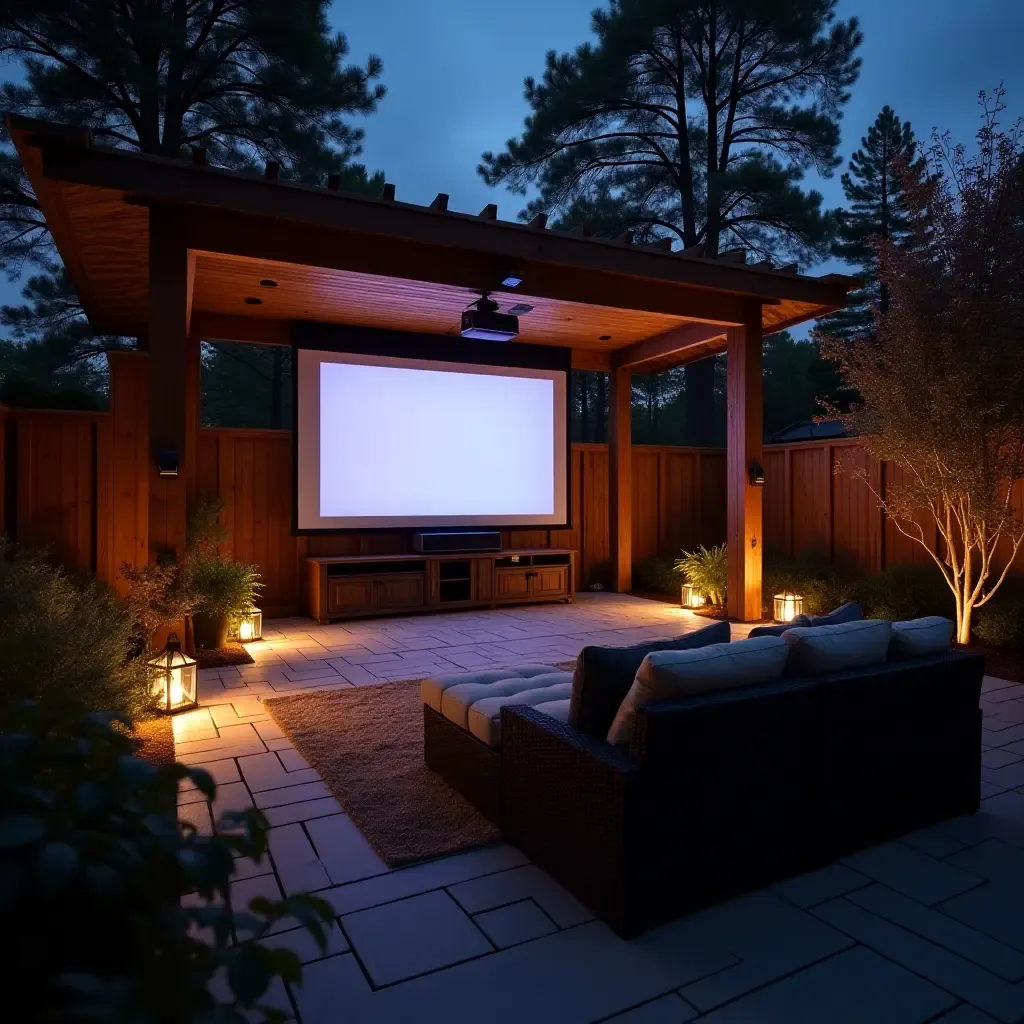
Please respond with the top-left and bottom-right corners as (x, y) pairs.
(599, 335), (612, 341)
(259, 279), (278, 288)
(244, 296), (263, 305)
(501, 274), (523, 288)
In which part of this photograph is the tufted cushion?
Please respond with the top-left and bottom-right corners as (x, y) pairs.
(467, 676), (573, 747)
(569, 620), (731, 737)
(606, 636), (789, 746)
(889, 616), (954, 659)
(782, 618), (892, 676)
(420, 665), (557, 713)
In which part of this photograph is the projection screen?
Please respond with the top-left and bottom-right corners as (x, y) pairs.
(295, 349), (569, 531)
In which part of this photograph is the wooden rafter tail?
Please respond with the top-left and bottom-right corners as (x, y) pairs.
(429, 193), (449, 211)
(774, 263), (799, 276)
(528, 212), (548, 230)
(614, 229), (635, 245)
(264, 161), (280, 180)
(478, 203), (498, 220)
(676, 244), (705, 258)
(326, 173), (341, 192)
(752, 258), (773, 270)
(379, 182), (396, 202)
(567, 221), (594, 237)
(655, 237), (673, 251)
(190, 147), (206, 167)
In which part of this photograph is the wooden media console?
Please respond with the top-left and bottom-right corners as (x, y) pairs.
(305, 549), (576, 623)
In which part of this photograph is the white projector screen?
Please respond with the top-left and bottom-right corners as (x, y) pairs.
(295, 349), (569, 530)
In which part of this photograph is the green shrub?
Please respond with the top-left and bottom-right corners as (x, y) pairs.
(635, 556), (680, 595)
(763, 551), (860, 618)
(188, 554), (263, 618)
(0, 540), (151, 720)
(854, 563), (955, 622)
(1, 701), (332, 1022)
(974, 595), (1024, 650)
(675, 544), (728, 606)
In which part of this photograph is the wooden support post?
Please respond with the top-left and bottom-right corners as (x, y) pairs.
(726, 305), (763, 621)
(148, 208), (195, 563)
(609, 366), (632, 592)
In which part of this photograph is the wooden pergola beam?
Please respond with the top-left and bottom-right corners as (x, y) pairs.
(611, 321), (728, 371)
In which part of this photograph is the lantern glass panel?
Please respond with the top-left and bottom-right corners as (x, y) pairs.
(229, 608), (263, 642)
(148, 634), (198, 713)
(681, 585), (706, 610)
(773, 592), (804, 623)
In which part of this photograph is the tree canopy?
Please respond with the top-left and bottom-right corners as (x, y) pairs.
(816, 104), (929, 341)
(822, 90), (1024, 643)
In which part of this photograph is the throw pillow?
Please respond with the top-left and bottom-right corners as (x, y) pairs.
(606, 635), (789, 746)
(807, 601), (864, 627)
(748, 614), (813, 638)
(569, 619), (730, 737)
(782, 618), (892, 676)
(889, 616), (954, 659)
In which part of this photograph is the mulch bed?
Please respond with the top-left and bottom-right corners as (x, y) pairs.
(193, 644), (254, 669)
(963, 645), (1024, 684)
(133, 717), (176, 767)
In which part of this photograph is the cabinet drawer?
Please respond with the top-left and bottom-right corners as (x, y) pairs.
(532, 566), (569, 598)
(377, 573), (426, 611)
(495, 568), (531, 600)
(328, 576), (375, 615)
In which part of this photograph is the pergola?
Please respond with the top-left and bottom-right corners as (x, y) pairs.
(9, 115), (856, 621)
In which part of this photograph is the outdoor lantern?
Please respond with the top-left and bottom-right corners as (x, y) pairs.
(230, 607), (263, 643)
(681, 584), (707, 611)
(148, 633), (198, 714)
(773, 591), (805, 623)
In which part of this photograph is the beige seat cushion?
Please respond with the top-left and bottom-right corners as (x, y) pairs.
(606, 636), (789, 746)
(889, 616), (954, 659)
(420, 664), (558, 713)
(782, 618), (892, 676)
(466, 675), (573, 747)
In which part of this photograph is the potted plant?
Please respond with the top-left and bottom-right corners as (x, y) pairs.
(187, 553), (262, 650)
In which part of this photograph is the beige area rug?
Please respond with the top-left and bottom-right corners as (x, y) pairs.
(265, 663), (576, 867)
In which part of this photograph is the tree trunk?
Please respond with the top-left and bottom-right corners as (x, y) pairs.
(958, 599), (973, 646)
(686, 359), (716, 446)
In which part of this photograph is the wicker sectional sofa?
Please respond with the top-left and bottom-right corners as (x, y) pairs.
(421, 618), (984, 937)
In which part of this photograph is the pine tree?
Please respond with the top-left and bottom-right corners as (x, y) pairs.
(816, 105), (928, 341)
(480, 0), (861, 444)
(0, 0), (386, 406)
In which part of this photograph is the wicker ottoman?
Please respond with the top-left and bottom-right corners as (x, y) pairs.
(420, 666), (573, 823)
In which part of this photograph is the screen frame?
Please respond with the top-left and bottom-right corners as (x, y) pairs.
(291, 323), (573, 535)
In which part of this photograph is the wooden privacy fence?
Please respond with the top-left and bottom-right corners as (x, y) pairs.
(4, 412), (1022, 614)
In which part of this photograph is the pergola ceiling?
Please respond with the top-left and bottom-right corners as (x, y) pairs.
(191, 252), (696, 350)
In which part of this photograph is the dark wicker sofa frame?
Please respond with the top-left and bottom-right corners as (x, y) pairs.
(500, 650), (984, 937)
(423, 704), (503, 823)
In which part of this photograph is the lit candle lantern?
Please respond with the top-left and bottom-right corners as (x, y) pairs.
(148, 633), (198, 714)
(230, 607), (263, 643)
(681, 584), (707, 611)
(773, 591), (805, 623)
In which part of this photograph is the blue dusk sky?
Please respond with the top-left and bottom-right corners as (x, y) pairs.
(2, 0), (1023, 329)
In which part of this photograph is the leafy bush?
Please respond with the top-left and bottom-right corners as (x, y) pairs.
(188, 554), (263, 618)
(1, 701), (333, 1022)
(854, 562), (954, 622)
(187, 492), (228, 555)
(675, 544), (728, 606)
(120, 559), (201, 646)
(0, 540), (151, 720)
(974, 594), (1024, 650)
(763, 551), (860, 618)
(634, 556), (680, 595)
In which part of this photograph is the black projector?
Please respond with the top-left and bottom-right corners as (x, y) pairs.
(413, 531), (502, 554)
(460, 296), (519, 341)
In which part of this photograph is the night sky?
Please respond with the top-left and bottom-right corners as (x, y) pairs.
(2, 0), (1022, 323)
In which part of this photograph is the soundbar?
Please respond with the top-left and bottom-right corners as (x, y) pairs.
(413, 531), (502, 554)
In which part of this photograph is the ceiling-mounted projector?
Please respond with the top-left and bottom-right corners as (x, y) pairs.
(461, 295), (519, 341)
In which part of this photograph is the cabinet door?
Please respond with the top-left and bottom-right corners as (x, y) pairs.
(376, 573), (426, 611)
(472, 558), (493, 602)
(494, 568), (531, 601)
(327, 577), (375, 616)
(531, 566), (569, 599)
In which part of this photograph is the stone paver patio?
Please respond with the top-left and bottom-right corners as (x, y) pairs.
(179, 593), (1024, 1023)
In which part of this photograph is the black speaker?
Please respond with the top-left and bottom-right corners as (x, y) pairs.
(413, 531), (502, 554)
